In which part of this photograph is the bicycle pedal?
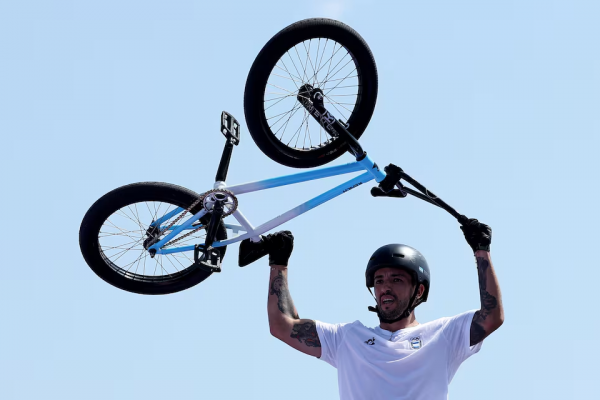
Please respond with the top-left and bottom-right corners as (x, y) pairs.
(194, 245), (222, 273)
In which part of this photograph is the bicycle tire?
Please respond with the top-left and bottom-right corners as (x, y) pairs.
(244, 18), (378, 168)
(79, 182), (227, 295)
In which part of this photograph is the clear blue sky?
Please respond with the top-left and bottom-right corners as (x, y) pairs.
(1, 1), (599, 399)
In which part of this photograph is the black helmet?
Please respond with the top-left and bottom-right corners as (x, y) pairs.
(366, 244), (431, 303)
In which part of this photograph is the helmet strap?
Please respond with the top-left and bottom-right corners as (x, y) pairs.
(368, 285), (420, 324)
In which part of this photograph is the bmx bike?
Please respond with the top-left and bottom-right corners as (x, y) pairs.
(79, 18), (467, 295)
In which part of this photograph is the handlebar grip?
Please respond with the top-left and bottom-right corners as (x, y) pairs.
(371, 187), (407, 198)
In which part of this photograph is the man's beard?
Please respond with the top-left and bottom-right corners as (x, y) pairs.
(378, 295), (411, 321)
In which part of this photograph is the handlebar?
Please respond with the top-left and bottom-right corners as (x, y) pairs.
(373, 163), (468, 225)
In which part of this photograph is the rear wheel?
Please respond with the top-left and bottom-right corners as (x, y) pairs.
(79, 182), (227, 295)
(244, 18), (378, 168)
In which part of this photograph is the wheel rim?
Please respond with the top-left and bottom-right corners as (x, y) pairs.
(97, 200), (208, 283)
(263, 38), (361, 152)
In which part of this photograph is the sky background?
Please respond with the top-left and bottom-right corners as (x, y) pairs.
(1, 0), (599, 399)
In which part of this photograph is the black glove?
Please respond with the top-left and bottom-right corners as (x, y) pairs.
(459, 216), (492, 253)
(263, 230), (294, 266)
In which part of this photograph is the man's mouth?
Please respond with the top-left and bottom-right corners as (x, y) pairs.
(381, 295), (395, 305)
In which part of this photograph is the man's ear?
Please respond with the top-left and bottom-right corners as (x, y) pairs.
(416, 283), (425, 299)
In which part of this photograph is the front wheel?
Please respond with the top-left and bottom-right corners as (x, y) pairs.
(244, 18), (378, 168)
(79, 182), (227, 295)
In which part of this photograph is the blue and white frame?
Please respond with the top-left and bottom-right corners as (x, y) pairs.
(148, 153), (387, 255)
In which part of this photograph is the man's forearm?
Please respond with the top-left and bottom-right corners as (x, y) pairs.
(268, 266), (299, 331)
(266, 266), (322, 357)
(470, 251), (504, 345)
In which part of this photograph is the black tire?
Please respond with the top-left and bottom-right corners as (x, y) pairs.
(244, 18), (378, 168)
(79, 182), (227, 295)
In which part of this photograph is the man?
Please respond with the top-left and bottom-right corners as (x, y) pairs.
(261, 218), (503, 399)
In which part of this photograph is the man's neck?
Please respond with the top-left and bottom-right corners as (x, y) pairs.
(379, 313), (419, 332)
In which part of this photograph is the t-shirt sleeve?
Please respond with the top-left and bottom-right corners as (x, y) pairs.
(442, 310), (482, 373)
(315, 320), (349, 368)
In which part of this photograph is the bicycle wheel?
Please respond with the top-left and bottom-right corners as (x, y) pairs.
(244, 18), (378, 168)
(79, 182), (227, 295)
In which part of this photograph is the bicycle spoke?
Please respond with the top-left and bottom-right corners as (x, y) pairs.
(266, 82), (298, 96)
(105, 218), (142, 243)
(303, 40), (317, 85)
(293, 45), (308, 83)
(276, 104), (303, 140)
(267, 106), (303, 122)
(163, 255), (181, 274)
(124, 251), (146, 273)
(286, 50), (305, 86)
(321, 57), (354, 91)
(272, 66), (303, 84)
(324, 96), (354, 115)
(271, 104), (302, 133)
(287, 112), (311, 146)
(295, 109), (307, 148)
(99, 229), (143, 238)
(170, 254), (188, 270)
(312, 38), (321, 87)
(324, 68), (358, 96)
(264, 92), (302, 112)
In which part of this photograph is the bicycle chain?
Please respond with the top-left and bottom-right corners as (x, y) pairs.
(159, 189), (237, 248)
(164, 224), (206, 248)
(158, 197), (203, 238)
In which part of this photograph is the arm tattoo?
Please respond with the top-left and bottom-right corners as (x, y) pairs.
(480, 290), (498, 313)
(290, 321), (321, 348)
(470, 257), (499, 346)
(470, 311), (487, 345)
(476, 257), (490, 290)
(270, 270), (299, 319)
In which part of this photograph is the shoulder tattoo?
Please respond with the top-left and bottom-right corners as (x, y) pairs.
(290, 321), (321, 348)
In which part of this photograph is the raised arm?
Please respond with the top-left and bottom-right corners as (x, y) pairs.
(460, 219), (504, 346)
(470, 251), (503, 345)
(264, 231), (322, 358)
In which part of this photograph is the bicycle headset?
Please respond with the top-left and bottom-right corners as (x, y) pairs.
(365, 244), (431, 324)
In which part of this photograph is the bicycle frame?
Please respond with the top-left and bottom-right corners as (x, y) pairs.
(146, 101), (466, 258)
(148, 153), (386, 255)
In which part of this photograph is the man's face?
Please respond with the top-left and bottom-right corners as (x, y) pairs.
(373, 267), (417, 321)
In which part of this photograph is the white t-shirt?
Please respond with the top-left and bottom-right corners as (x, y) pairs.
(316, 310), (482, 400)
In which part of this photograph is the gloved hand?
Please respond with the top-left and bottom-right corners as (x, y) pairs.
(459, 216), (492, 253)
(263, 230), (294, 266)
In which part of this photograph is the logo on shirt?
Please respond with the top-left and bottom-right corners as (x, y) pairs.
(365, 337), (376, 345)
(409, 336), (422, 350)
